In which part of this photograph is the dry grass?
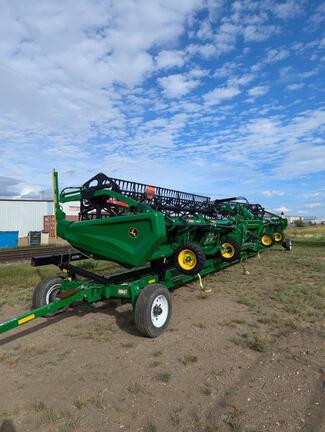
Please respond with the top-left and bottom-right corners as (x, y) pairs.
(0, 259), (120, 308)
(0, 344), (49, 367)
(30, 401), (79, 431)
(180, 353), (198, 365)
(286, 224), (325, 238)
(127, 382), (146, 395)
(65, 319), (118, 342)
(88, 392), (108, 410)
(232, 230), (325, 330)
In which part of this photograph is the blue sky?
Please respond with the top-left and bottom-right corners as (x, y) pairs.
(0, 0), (324, 218)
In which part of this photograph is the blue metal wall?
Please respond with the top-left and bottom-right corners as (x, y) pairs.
(0, 231), (19, 249)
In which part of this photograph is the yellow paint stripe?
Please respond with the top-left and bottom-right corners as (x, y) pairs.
(148, 279), (156, 284)
(18, 314), (35, 325)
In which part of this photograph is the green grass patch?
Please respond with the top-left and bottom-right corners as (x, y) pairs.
(156, 371), (171, 382)
(144, 420), (158, 432)
(248, 333), (268, 352)
(0, 260), (121, 308)
(73, 397), (86, 409)
(237, 294), (256, 309)
(31, 400), (46, 412)
(222, 408), (242, 432)
(276, 283), (324, 320)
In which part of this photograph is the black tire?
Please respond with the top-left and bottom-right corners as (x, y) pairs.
(274, 231), (285, 243)
(260, 232), (275, 248)
(282, 238), (292, 251)
(174, 243), (206, 275)
(219, 238), (241, 262)
(32, 276), (68, 318)
(134, 284), (172, 338)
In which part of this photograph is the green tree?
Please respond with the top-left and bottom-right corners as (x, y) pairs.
(294, 219), (304, 227)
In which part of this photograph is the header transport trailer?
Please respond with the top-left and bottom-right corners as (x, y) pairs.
(214, 198), (291, 250)
(0, 171), (291, 338)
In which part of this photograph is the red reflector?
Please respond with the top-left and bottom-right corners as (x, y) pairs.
(107, 199), (129, 208)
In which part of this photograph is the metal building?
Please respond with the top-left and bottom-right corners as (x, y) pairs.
(0, 199), (54, 237)
(0, 199), (81, 239)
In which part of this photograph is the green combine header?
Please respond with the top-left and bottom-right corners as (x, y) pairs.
(0, 171), (291, 338)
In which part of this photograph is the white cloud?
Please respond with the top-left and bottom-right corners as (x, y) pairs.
(279, 66), (293, 79)
(214, 61), (240, 78)
(189, 4), (295, 58)
(158, 73), (199, 98)
(243, 24), (278, 42)
(203, 86), (240, 105)
(0, 0), (206, 189)
(309, 2), (325, 26)
(188, 67), (208, 78)
(303, 191), (325, 199)
(0, 0), (323, 219)
(287, 83), (304, 91)
(264, 48), (290, 63)
(273, 0), (304, 19)
(214, 21), (240, 53)
(196, 18), (214, 40)
(0, 176), (22, 198)
(228, 73), (255, 87)
(235, 108), (325, 179)
(248, 85), (269, 97)
(186, 43), (217, 58)
(0, 0), (203, 133)
(155, 50), (185, 70)
(304, 203), (322, 209)
(262, 190), (285, 197)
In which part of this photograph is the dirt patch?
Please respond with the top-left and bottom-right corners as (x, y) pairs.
(0, 240), (324, 432)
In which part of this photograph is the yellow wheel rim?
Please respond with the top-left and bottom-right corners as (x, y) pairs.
(261, 234), (272, 246)
(274, 232), (283, 242)
(178, 249), (197, 270)
(221, 242), (236, 259)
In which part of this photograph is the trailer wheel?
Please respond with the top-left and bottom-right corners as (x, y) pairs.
(134, 284), (172, 337)
(174, 243), (205, 275)
(282, 238), (292, 251)
(260, 233), (275, 248)
(32, 276), (68, 318)
(220, 238), (240, 262)
(274, 231), (284, 243)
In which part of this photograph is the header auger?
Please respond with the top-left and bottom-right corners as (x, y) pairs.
(0, 171), (291, 338)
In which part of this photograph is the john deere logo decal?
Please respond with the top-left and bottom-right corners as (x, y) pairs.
(128, 227), (138, 238)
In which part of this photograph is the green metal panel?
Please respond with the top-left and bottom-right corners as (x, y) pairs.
(57, 211), (166, 267)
